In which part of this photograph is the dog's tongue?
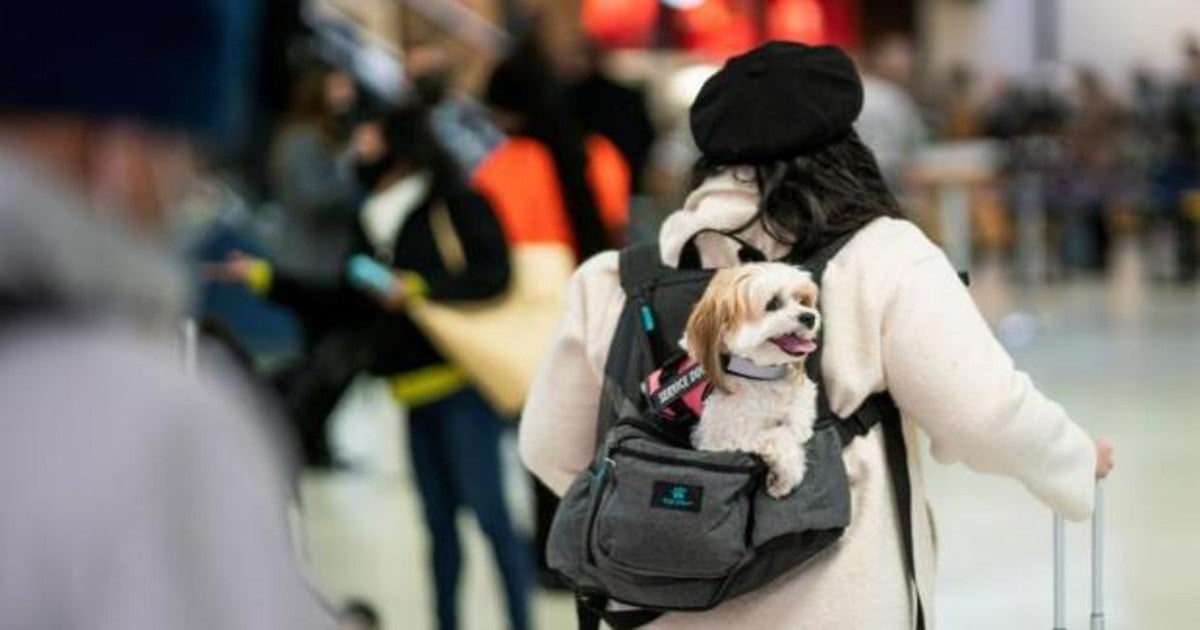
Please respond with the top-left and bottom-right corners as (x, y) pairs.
(775, 333), (818, 355)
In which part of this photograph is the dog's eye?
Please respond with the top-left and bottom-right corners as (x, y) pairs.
(765, 295), (782, 312)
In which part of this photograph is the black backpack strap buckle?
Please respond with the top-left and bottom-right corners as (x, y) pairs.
(618, 243), (668, 295)
(575, 593), (605, 630)
(576, 592), (663, 630)
(833, 391), (893, 446)
(834, 412), (873, 445)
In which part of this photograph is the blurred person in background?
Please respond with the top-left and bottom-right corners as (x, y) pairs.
(476, 40), (631, 259)
(936, 64), (986, 141)
(560, 40), (657, 195)
(1131, 67), (1183, 280)
(216, 105), (531, 630)
(325, 67), (366, 142)
(0, 1), (334, 629)
(406, 42), (505, 176)
(1132, 67), (1172, 154)
(1167, 35), (1200, 282)
(259, 63), (366, 468)
(1061, 67), (1132, 273)
(270, 63), (362, 286)
(854, 34), (927, 193)
(475, 40), (631, 589)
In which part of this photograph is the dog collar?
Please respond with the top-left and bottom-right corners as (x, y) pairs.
(722, 355), (791, 381)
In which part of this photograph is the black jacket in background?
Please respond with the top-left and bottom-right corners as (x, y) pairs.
(267, 187), (510, 377)
(568, 72), (655, 192)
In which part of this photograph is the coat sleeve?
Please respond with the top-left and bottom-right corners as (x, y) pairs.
(880, 254), (1097, 520)
(419, 190), (511, 302)
(519, 252), (622, 495)
(266, 264), (374, 328)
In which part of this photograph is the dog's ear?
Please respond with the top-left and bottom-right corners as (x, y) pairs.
(685, 292), (728, 392)
(793, 270), (819, 307)
(686, 270), (750, 393)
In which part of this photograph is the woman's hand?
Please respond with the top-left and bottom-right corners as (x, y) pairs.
(1095, 438), (1115, 479)
(377, 275), (409, 312)
(205, 251), (260, 287)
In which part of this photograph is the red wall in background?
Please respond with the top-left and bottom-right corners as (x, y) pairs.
(766, 0), (860, 49)
(820, 0), (860, 50)
(583, 0), (862, 55)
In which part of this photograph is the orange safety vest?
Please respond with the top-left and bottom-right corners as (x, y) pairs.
(473, 135), (630, 252)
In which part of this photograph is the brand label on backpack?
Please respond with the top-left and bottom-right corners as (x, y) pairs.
(650, 481), (704, 513)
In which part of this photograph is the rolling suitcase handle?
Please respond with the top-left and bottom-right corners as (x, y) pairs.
(1053, 481), (1105, 630)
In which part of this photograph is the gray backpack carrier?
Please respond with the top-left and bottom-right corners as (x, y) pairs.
(546, 231), (927, 629)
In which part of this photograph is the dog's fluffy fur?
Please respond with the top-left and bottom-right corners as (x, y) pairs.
(684, 263), (822, 499)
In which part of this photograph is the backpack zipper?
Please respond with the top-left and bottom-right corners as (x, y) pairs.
(610, 443), (761, 474)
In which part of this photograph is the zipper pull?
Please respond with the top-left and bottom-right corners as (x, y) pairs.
(591, 436), (619, 486)
(639, 303), (656, 333)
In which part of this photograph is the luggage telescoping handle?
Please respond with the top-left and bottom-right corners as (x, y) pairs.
(1053, 481), (1106, 630)
(1091, 482), (1106, 630)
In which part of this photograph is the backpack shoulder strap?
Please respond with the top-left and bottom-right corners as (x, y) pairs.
(877, 397), (927, 630)
(800, 229), (927, 629)
(618, 242), (668, 294)
(616, 242), (677, 368)
(797, 227), (859, 284)
(796, 228), (863, 433)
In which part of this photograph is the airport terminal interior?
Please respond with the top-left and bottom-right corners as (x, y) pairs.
(5, 0), (1200, 628)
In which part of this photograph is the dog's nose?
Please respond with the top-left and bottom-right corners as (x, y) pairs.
(798, 312), (817, 329)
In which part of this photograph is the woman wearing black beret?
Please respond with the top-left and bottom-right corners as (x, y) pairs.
(521, 41), (1112, 628)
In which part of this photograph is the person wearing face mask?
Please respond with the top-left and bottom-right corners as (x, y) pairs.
(0, 1), (336, 629)
(474, 38), (632, 592)
(217, 104), (532, 630)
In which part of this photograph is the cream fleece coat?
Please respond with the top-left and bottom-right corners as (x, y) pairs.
(519, 169), (1097, 629)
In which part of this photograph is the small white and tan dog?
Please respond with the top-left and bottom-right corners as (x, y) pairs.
(684, 262), (821, 499)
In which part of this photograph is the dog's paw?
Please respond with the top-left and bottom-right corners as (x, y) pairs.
(755, 436), (780, 464)
(766, 469), (800, 499)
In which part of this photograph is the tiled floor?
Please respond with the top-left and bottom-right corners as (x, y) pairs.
(301, 263), (1200, 629)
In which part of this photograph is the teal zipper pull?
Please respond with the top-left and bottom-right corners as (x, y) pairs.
(640, 304), (656, 333)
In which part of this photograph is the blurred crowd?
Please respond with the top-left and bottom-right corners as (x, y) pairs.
(202, 28), (650, 630)
(853, 34), (1200, 282)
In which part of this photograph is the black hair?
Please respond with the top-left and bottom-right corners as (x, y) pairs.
(485, 40), (609, 259)
(689, 130), (902, 259)
(376, 103), (465, 199)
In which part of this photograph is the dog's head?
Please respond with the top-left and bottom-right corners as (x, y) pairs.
(684, 263), (820, 392)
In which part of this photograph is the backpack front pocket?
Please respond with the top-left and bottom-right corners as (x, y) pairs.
(590, 438), (760, 580)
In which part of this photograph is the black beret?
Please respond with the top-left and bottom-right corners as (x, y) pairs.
(690, 41), (864, 164)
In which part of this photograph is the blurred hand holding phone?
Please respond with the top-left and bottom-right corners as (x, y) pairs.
(347, 254), (407, 310)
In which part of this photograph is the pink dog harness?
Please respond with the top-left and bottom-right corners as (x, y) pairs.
(642, 355), (711, 430)
(641, 353), (798, 435)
